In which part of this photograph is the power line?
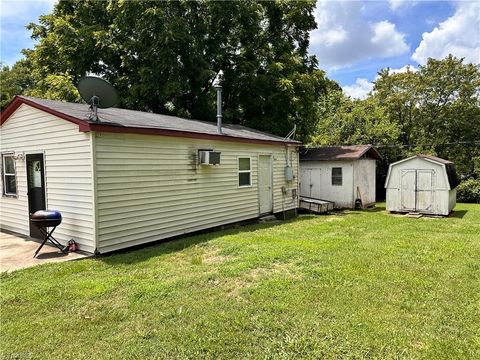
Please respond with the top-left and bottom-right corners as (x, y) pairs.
(373, 140), (480, 148)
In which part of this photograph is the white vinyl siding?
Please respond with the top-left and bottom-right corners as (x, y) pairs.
(0, 104), (95, 252)
(94, 132), (298, 253)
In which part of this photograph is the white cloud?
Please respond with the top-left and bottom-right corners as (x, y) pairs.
(371, 21), (409, 57)
(343, 78), (374, 99)
(412, 1), (480, 64)
(389, 0), (417, 12)
(310, 1), (409, 70)
(312, 27), (348, 47)
(345, 64), (417, 99)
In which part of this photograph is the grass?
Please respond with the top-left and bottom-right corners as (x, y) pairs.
(1, 204), (479, 359)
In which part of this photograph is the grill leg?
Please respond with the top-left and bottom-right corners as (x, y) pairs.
(33, 226), (67, 257)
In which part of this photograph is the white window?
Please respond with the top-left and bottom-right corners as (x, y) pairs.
(2, 154), (17, 196)
(332, 167), (342, 186)
(238, 157), (251, 187)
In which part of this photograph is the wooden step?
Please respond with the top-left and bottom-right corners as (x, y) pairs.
(406, 212), (423, 218)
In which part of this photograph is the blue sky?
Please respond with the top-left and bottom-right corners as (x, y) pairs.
(1, 0), (479, 98)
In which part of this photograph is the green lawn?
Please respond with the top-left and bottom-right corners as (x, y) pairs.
(1, 204), (479, 359)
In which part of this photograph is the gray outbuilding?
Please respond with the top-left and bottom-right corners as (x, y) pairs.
(385, 154), (459, 215)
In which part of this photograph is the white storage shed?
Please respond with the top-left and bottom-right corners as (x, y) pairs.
(0, 96), (300, 254)
(299, 145), (381, 209)
(385, 154), (459, 215)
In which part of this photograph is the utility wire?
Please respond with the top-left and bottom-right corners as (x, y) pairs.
(310, 140), (480, 148)
(373, 140), (480, 148)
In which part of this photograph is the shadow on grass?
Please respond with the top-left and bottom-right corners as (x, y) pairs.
(450, 210), (468, 219)
(362, 206), (386, 212)
(99, 216), (314, 266)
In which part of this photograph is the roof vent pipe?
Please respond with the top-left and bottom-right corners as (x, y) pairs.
(213, 70), (224, 134)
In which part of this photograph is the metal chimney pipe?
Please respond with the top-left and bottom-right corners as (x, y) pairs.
(216, 85), (222, 134)
(213, 70), (224, 134)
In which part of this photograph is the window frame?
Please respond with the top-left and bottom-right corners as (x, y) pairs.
(2, 153), (18, 197)
(331, 167), (343, 186)
(237, 156), (252, 188)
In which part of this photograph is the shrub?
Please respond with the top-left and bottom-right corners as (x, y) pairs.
(456, 178), (480, 203)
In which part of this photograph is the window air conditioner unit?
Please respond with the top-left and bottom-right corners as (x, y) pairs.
(198, 150), (221, 165)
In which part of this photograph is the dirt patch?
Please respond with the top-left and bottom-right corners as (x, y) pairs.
(323, 217), (345, 222)
(225, 278), (252, 299)
(202, 249), (233, 265)
(248, 262), (302, 280)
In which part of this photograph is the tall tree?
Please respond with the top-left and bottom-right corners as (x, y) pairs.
(17, 0), (327, 141)
(374, 56), (480, 175)
(0, 60), (35, 109)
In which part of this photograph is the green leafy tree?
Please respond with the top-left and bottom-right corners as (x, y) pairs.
(374, 56), (480, 175)
(0, 60), (35, 109)
(17, 0), (327, 141)
(313, 88), (401, 152)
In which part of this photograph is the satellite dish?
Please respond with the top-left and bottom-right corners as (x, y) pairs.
(78, 76), (118, 121)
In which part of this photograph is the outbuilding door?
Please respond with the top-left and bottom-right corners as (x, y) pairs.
(400, 169), (434, 212)
(26, 154), (46, 239)
(300, 168), (321, 199)
(258, 155), (273, 215)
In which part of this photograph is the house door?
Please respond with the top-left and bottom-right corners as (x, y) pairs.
(300, 168), (321, 199)
(258, 155), (273, 214)
(26, 154), (46, 239)
(400, 169), (434, 212)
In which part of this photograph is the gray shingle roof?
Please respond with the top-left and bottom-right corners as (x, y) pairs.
(18, 96), (299, 144)
(300, 145), (382, 161)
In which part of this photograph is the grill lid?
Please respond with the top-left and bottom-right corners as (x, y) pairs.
(31, 210), (62, 220)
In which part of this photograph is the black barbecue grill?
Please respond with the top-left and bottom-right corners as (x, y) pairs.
(30, 210), (67, 257)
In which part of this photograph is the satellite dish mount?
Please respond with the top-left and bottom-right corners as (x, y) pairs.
(89, 95), (100, 121)
(77, 76), (118, 122)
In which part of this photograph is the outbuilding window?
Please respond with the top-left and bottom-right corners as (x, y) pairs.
(238, 157), (251, 187)
(332, 167), (342, 186)
(2, 154), (17, 196)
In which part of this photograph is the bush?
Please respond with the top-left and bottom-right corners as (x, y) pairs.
(457, 178), (480, 203)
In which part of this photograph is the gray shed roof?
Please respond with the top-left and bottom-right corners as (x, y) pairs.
(300, 145), (382, 161)
(2, 96), (299, 145)
(417, 154), (453, 165)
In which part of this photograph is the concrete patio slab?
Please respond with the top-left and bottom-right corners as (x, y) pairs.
(0, 231), (90, 272)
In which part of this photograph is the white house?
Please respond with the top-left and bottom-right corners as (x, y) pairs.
(0, 96), (300, 254)
(385, 154), (458, 215)
(299, 145), (381, 209)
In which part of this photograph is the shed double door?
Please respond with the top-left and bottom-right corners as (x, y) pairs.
(400, 170), (434, 212)
(300, 168), (321, 199)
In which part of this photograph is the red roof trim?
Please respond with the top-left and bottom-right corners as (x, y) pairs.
(1, 96), (86, 128)
(1, 96), (299, 146)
